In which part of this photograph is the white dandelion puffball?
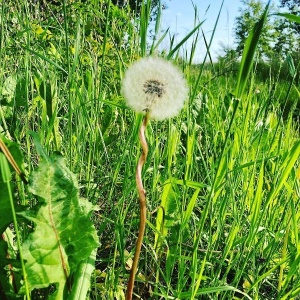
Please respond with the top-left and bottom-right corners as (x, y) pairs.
(121, 56), (188, 120)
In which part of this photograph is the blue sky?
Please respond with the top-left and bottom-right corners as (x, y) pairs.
(160, 0), (280, 62)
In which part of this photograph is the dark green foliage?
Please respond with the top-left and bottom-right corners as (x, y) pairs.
(280, 0), (300, 9)
(111, 0), (164, 18)
(234, 0), (299, 60)
(234, 0), (274, 57)
(0, 233), (21, 300)
(280, 0), (300, 34)
(0, 182), (17, 235)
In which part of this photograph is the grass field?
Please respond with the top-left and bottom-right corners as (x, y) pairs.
(0, 1), (299, 299)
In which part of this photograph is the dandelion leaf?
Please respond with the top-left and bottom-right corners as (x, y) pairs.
(20, 154), (98, 299)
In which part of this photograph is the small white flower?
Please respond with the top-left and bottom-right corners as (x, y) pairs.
(121, 56), (188, 120)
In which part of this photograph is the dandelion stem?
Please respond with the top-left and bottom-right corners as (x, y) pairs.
(126, 112), (149, 300)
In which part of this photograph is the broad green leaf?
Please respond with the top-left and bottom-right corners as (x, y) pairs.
(19, 153), (98, 299)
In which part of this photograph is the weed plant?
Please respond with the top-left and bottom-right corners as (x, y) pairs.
(0, 0), (299, 299)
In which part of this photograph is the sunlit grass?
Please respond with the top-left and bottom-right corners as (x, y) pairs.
(0, 0), (299, 299)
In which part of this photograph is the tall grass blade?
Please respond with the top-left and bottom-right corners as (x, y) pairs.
(276, 13), (300, 24)
(140, 0), (152, 56)
(167, 21), (204, 60)
(266, 140), (300, 206)
(22, 47), (68, 74)
(190, 0), (224, 100)
(235, 1), (270, 98)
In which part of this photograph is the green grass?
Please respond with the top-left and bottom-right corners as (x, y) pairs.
(0, 0), (299, 299)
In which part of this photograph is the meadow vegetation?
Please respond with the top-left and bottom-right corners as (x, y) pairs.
(0, 0), (299, 299)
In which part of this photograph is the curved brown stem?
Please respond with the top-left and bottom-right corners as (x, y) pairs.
(126, 112), (149, 300)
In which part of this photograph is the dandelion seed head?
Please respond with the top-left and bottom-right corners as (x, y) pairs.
(143, 80), (165, 98)
(121, 56), (188, 120)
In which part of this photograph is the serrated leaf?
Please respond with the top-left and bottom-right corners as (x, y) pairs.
(20, 153), (98, 299)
